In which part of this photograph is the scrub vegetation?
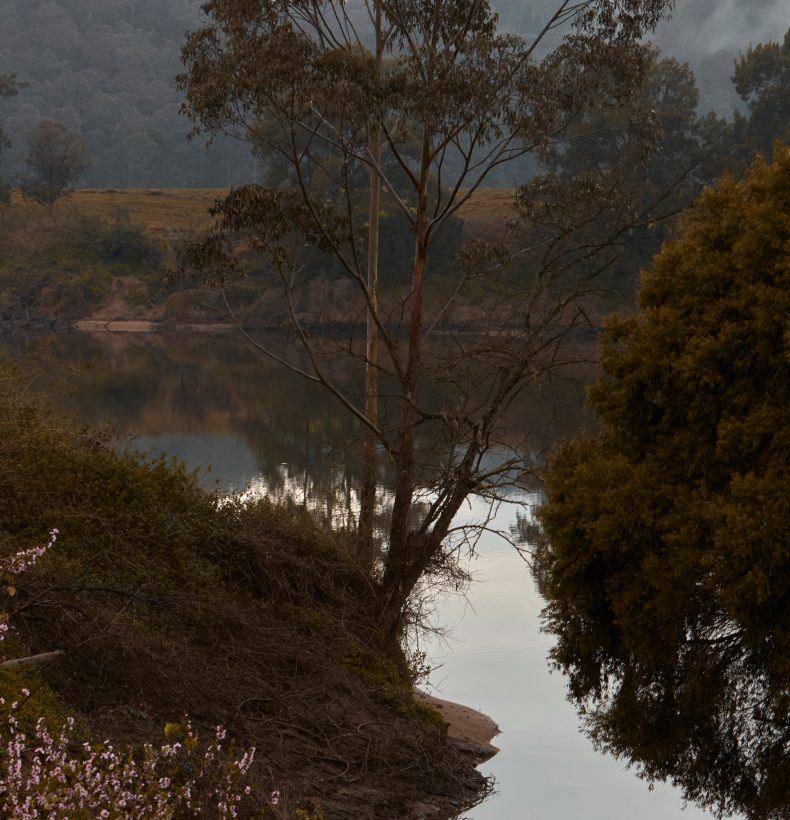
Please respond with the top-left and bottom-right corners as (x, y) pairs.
(0, 363), (489, 817)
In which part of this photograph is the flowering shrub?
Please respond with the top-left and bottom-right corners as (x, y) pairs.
(0, 710), (255, 818)
(0, 529), (59, 647)
(0, 529), (59, 577)
(0, 532), (259, 818)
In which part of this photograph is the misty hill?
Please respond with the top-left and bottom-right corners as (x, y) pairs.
(0, 0), (783, 188)
(495, 0), (787, 117)
(0, 0), (248, 188)
(650, 0), (788, 116)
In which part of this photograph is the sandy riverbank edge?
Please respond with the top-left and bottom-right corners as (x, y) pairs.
(415, 689), (500, 763)
(408, 691), (499, 818)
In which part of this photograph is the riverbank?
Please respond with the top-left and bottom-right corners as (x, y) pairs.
(0, 188), (630, 332)
(416, 691), (500, 763)
(0, 363), (494, 818)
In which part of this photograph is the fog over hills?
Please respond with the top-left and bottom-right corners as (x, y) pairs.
(493, 0), (788, 115)
(0, 0), (785, 187)
(649, 0), (789, 115)
(654, 0), (787, 57)
(0, 0), (243, 188)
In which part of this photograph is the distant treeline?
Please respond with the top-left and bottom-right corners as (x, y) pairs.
(0, 0), (778, 190)
(0, 0), (250, 188)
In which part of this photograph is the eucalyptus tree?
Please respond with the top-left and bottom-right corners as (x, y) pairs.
(542, 48), (732, 296)
(179, 0), (674, 639)
(0, 74), (23, 137)
(21, 120), (89, 213)
(732, 27), (790, 163)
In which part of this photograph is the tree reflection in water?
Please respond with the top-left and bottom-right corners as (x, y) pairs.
(5, 330), (757, 817)
(1, 331), (593, 528)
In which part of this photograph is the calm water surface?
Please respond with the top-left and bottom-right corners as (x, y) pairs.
(2, 332), (710, 820)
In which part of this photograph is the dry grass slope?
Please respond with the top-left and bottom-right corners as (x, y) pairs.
(11, 188), (220, 238)
(17, 187), (517, 239)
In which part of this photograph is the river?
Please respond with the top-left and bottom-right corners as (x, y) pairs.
(0, 330), (711, 819)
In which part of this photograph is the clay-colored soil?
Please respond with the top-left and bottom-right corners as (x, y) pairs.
(415, 689), (500, 763)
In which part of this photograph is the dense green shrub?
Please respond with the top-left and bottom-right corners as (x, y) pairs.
(537, 147), (790, 818)
(62, 216), (163, 271)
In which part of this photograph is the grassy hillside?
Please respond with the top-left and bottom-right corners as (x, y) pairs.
(0, 195), (168, 325)
(60, 189), (222, 238)
(58, 188), (516, 240)
(0, 188), (520, 328)
(0, 362), (488, 817)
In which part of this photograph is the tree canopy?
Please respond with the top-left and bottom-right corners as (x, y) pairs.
(21, 119), (89, 211)
(536, 146), (790, 818)
(543, 29), (790, 298)
(732, 28), (790, 162)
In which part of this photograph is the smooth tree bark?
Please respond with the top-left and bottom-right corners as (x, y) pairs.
(179, 0), (676, 639)
(359, 0), (385, 548)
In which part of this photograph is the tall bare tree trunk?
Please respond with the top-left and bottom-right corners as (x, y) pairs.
(359, 2), (384, 548)
(380, 132), (432, 637)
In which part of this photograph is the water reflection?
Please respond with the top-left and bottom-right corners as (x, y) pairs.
(0, 331), (710, 818)
(2, 332), (369, 520)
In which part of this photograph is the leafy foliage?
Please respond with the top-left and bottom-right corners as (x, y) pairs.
(20, 120), (89, 211)
(732, 28), (790, 163)
(0, 534), (257, 818)
(537, 147), (790, 818)
(537, 35), (790, 299)
(0, 711), (256, 818)
(0, 207), (165, 323)
(0, 74), (24, 211)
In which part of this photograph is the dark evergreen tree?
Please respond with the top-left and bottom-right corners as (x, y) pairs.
(537, 146), (790, 819)
(0, 74), (24, 211)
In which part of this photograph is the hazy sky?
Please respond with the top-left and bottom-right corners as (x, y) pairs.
(653, 0), (788, 59)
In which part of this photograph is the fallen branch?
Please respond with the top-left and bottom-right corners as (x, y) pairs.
(0, 650), (64, 670)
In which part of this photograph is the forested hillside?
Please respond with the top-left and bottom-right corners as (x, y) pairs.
(0, 0), (248, 187)
(0, 0), (784, 188)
